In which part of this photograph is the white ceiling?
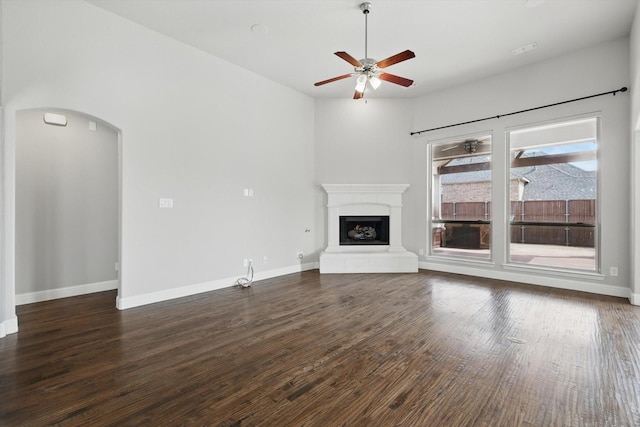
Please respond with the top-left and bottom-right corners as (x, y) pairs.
(86, 0), (638, 99)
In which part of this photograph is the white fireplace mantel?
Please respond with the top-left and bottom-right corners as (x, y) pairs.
(320, 184), (418, 273)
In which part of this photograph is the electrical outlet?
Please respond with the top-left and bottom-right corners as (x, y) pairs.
(296, 251), (303, 259)
(419, 249), (424, 256)
(610, 267), (619, 277)
(114, 262), (119, 272)
(263, 255), (268, 264)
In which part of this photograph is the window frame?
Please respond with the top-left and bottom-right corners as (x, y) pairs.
(504, 115), (601, 274)
(427, 132), (494, 262)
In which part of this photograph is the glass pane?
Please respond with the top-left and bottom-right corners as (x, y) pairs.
(431, 135), (492, 259)
(508, 118), (597, 271)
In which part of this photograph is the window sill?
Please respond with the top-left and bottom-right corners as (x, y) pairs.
(502, 262), (605, 281)
(426, 253), (495, 267)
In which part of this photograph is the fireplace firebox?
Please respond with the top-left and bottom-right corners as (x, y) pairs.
(340, 216), (390, 246)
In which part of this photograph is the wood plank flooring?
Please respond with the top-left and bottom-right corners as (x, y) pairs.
(1, 270), (640, 426)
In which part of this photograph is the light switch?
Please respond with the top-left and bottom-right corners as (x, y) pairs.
(159, 198), (173, 208)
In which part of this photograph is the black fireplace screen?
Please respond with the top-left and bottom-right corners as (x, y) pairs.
(339, 216), (390, 245)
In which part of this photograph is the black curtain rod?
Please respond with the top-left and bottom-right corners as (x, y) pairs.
(409, 86), (628, 136)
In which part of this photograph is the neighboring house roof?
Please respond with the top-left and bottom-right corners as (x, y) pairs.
(438, 156), (492, 184)
(440, 154), (596, 200)
(511, 163), (596, 200)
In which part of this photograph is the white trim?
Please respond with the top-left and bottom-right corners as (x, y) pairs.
(0, 316), (19, 338)
(630, 293), (640, 306)
(116, 262), (318, 310)
(2, 107), (17, 337)
(419, 262), (630, 299)
(502, 262), (605, 281)
(322, 183), (410, 194)
(15, 280), (119, 305)
(427, 254), (496, 268)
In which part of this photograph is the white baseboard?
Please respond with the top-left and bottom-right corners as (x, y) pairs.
(253, 261), (318, 281)
(629, 292), (640, 306)
(117, 262), (318, 310)
(419, 261), (630, 299)
(15, 280), (119, 305)
(0, 316), (19, 338)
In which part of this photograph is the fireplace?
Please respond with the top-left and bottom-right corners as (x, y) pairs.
(340, 216), (390, 246)
(320, 184), (418, 273)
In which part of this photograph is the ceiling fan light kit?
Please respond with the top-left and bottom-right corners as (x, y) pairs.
(314, 2), (415, 99)
(464, 139), (478, 154)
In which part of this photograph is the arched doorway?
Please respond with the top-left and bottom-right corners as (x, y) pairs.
(15, 109), (120, 306)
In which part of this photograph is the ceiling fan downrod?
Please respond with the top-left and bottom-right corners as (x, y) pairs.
(361, 2), (371, 61)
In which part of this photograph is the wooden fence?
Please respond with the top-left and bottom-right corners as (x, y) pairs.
(439, 199), (595, 247)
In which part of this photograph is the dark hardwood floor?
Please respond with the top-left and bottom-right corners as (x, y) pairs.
(1, 270), (640, 426)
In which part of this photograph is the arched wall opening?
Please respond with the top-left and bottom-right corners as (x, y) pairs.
(2, 108), (122, 336)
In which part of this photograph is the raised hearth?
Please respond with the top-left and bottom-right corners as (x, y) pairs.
(320, 184), (418, 273)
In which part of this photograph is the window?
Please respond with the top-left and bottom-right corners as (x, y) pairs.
(507, 118), (598, 272)
(430, 135), (492, 259)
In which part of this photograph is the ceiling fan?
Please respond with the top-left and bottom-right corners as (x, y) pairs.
(440, 137), (492, 154)
(314, 2), (415, 99)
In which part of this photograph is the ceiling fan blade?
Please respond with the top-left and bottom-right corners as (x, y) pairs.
(376, 50), (415, 68)
(353, 90), (364, 100)
(440, 145), (460, 152)
(314, 74), (352, 86)
(379, 73), (414, 87)
(335, 51), (363, 67)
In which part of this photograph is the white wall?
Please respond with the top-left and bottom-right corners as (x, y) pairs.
(630, 3), (640, 303)
(0, 0), (11, 337)
(314, 99), (418, 251)
(316, 37), (632, 298)
(633, 4), (640, 131)
(16, 110), (118, 300)
(2, 0), (315, 317)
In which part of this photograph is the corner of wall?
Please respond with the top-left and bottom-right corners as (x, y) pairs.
(0, 315), (18, 338)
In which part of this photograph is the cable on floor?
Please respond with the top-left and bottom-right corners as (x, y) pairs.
(235, 260), (254, 288)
